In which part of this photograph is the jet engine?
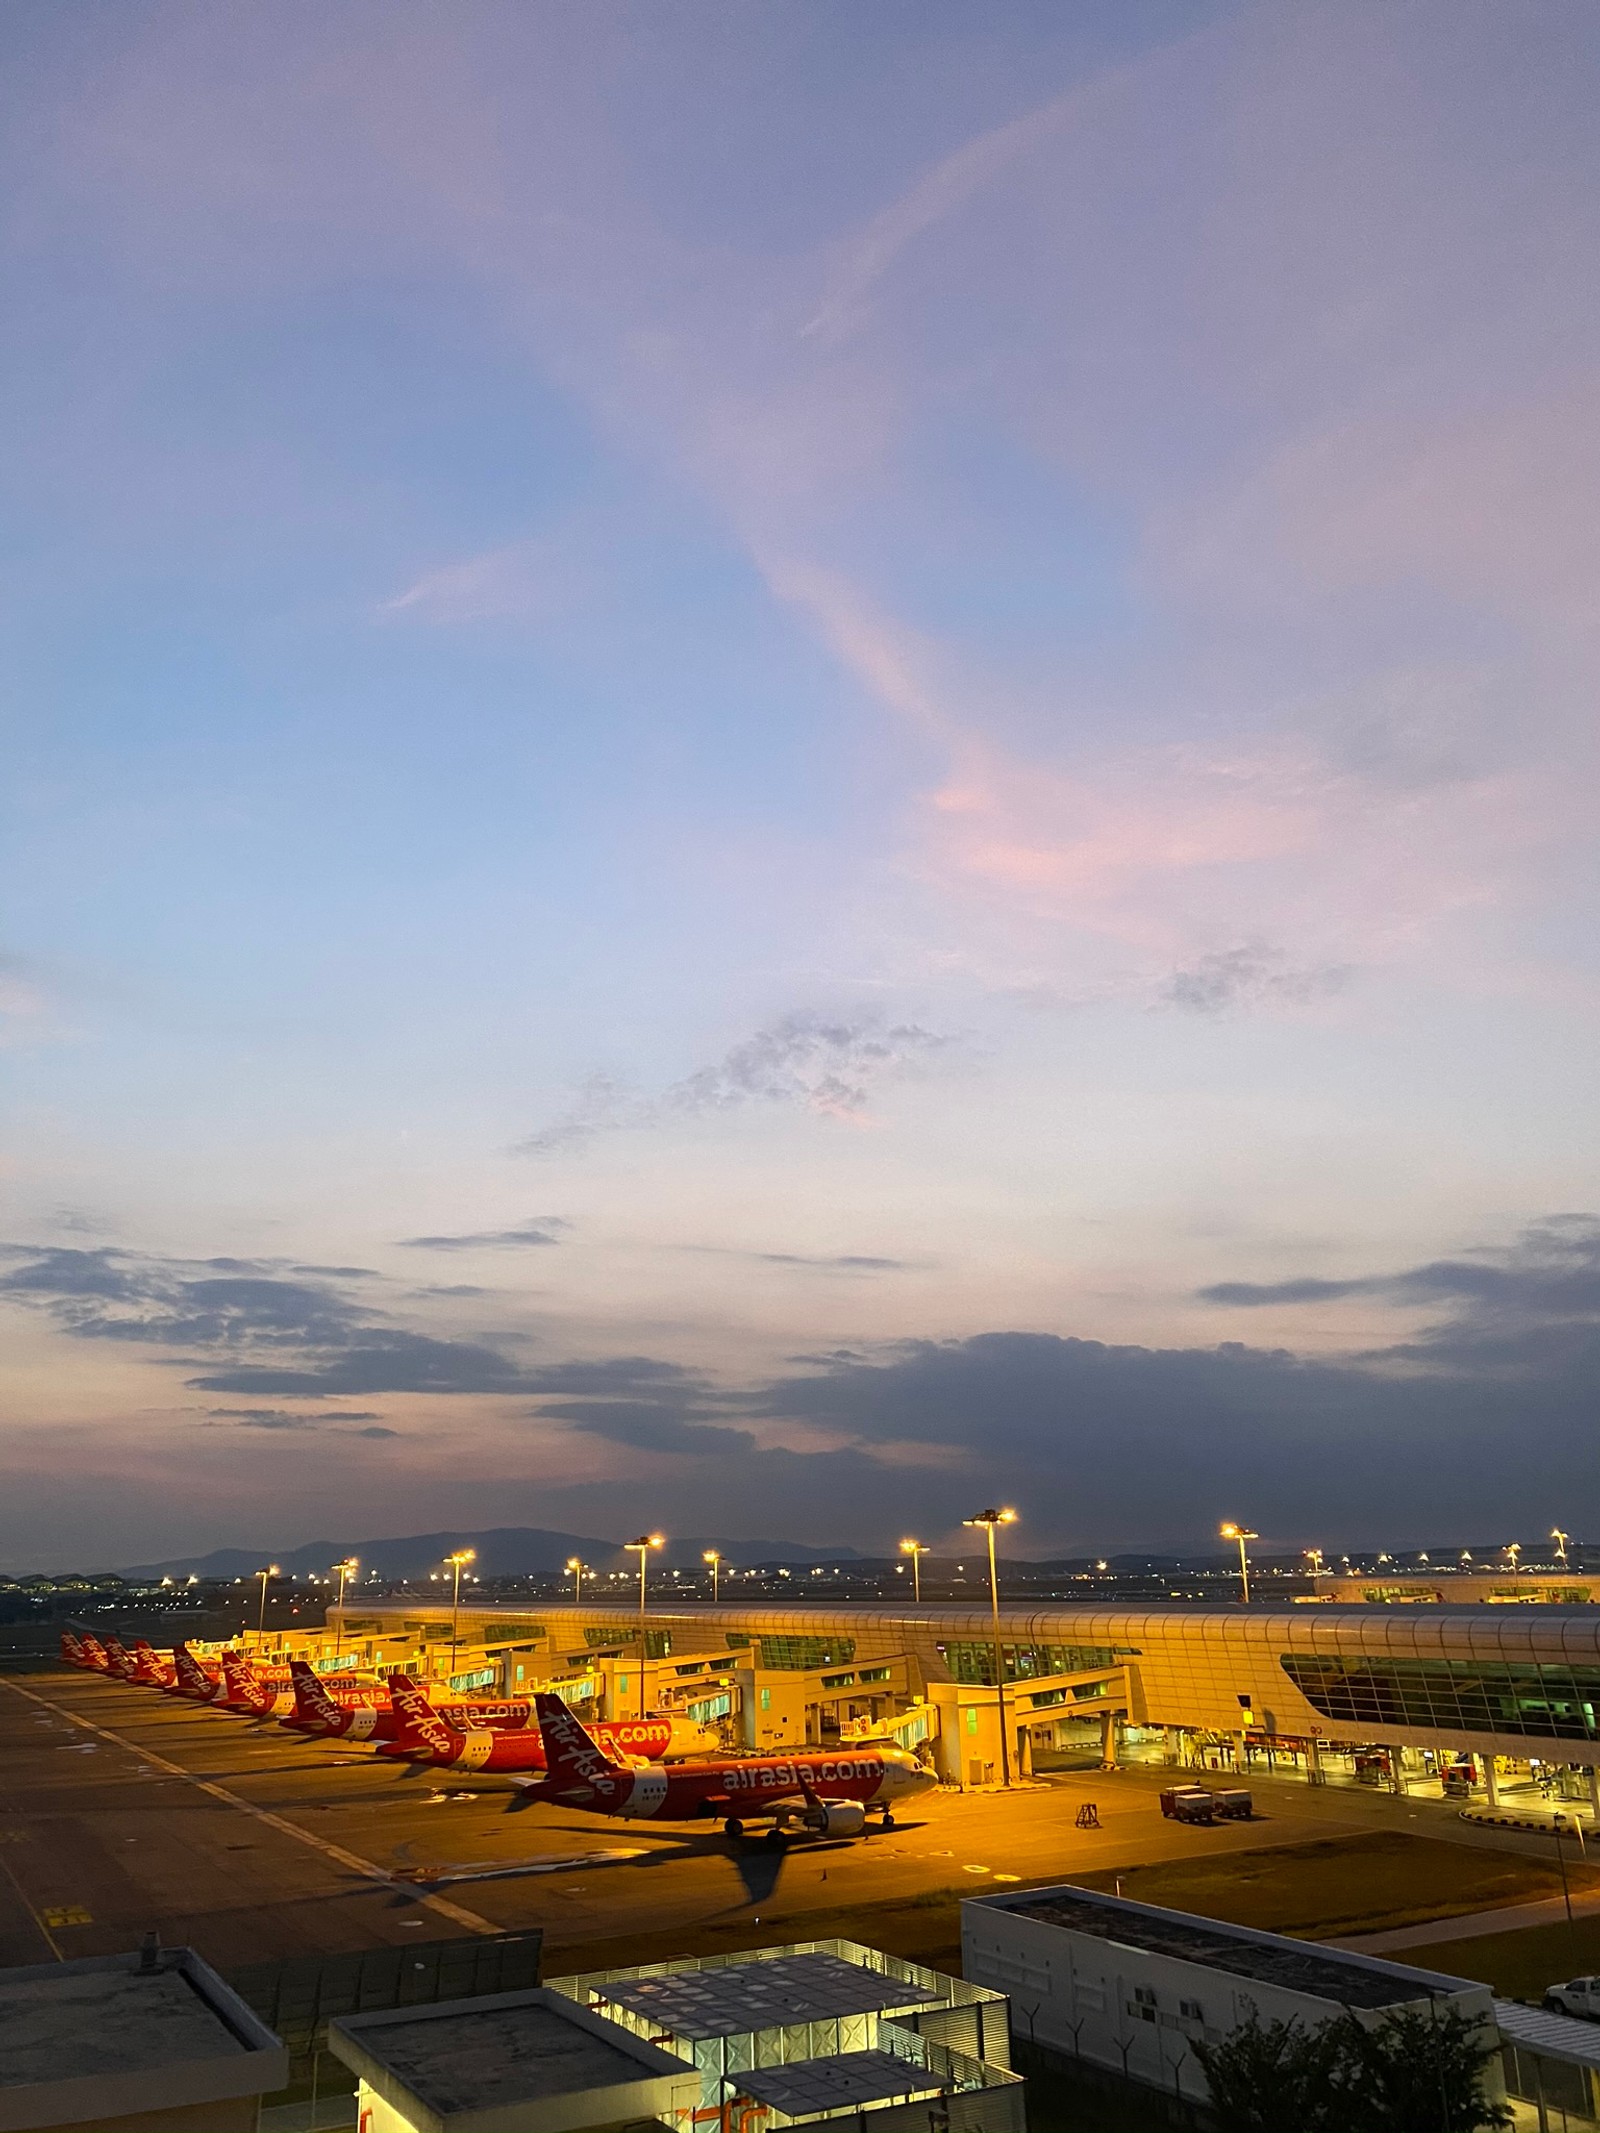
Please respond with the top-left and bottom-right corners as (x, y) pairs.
(803, 1799), (867, 1838)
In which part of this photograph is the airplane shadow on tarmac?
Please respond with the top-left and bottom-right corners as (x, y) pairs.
(388, 1812), (934, 1913)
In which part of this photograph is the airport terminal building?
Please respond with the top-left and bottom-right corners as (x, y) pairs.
(271, 1598), (1600, 1811)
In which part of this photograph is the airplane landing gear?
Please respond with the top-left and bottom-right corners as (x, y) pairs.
(764, 1827), (789, 1849)
(723, 1817), (744, 1839)
(879, 1812), (896, 1829)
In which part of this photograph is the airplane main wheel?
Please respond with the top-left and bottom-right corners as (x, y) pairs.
(764, 1828), (788, 1850)
(723, 1817), (744, 1839)
(880, 1813), (896, 1829)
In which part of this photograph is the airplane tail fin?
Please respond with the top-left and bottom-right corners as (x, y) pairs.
(383, 1673), (459, 1761)
(102, 1636), (132, 1677)
(60, 1631), (83, 1666)
(533, 1694), (629, 1801)
(220, 1650), (260, 1707)
(288, 1660), (343, 1730)
(172, 1643), (214, 1696)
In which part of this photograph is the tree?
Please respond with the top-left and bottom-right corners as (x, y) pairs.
(1193, 2003), (1511, 2133)
(1326, 2004), (1512, 2133)
(1190, 2013), (1342, 2132)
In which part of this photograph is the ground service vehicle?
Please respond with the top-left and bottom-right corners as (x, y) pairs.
(1159, 1786), (1217, 1824)
(1545, 1977), (1600, 2020)
(1212, 1788), (1253, 1819)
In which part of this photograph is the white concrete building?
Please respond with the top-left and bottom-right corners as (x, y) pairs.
(961, 1882), (1498, 2115)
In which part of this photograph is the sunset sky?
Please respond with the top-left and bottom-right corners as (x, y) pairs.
(5, 1), (1600, 1570)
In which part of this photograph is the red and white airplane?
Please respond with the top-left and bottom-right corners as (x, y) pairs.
(127, 1639), (174, 1687)
(59, 1631), (89, 1667)
(395, 1686), (937, 1842)
(100, 1635), (137, 1679)
(281, 1661), (544, 1743)
(167, 1643), (231, 1702)
(372, 1672), (688, 1773)
(216, 1650), (300, 1718)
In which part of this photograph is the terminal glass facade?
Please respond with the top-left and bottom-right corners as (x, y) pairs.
(1282, 1655), (1600, 1739)
(757, 1635), (857, 1670)
(936, 1641), (1134, 1686)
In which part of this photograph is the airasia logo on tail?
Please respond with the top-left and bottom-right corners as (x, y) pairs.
(174, 1645), (212, 1692)
(388, 1676), (456, 1758)
(534, 1695), (629, 1801)
(222, 1652), (258, 1701)
(290, 1662), (342, 1725)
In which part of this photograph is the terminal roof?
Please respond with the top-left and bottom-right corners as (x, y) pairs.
(1009, 1892), (1445, 2010)
(594, 1951), (937, 2038)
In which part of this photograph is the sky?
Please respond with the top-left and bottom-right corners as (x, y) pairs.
(4, 1), (1600, 1570)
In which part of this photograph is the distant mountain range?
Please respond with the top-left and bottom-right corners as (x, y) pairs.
(113, 1527), (863, 1582)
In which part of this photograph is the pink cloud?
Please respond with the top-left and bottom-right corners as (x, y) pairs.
(919, 736), (1545, 972)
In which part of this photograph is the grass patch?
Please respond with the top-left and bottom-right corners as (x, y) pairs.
(1394, 1914), (1600, 2002)
(1073, 1832), (1594, 1941)
(543, 1888), (970, 1979)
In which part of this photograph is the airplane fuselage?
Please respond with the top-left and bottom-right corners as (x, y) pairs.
(552, 1747), (927, 1819)
(377, 1713), (675, 1769)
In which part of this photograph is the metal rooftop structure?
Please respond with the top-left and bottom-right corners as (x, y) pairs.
(592, 1951), (938, 2039)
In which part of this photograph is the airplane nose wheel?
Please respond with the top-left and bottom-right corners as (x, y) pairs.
(879, 1813), (896, 1829)
(723, 1817), (744, 1840)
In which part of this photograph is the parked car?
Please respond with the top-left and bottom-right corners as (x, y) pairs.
(1543, 1977), (1600, 2019)
(1159, 1786), (1216, 1824)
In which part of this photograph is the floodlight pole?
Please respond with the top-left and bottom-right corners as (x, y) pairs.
(332, 1559), (359, 1656)
(626, 1535), (664, 1717)
(964, 1510), (1017, 1788)
(445, 1550), (476, 1676)
(1221, 1524), (1258, 1606)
